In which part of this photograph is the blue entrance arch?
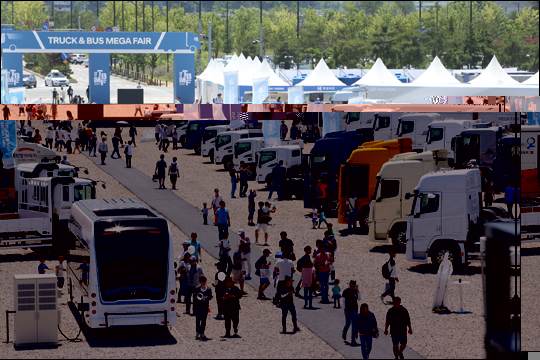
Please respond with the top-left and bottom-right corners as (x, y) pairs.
(1, 31), (200, 104)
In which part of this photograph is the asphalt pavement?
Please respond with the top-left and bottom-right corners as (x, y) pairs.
(83, 150), (424, 360)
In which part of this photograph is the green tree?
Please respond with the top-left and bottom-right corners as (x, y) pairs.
(13, 1), (49, 31)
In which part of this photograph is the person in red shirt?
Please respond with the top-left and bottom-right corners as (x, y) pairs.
(314, 246), (334, 304)
(34, 129), (42, 144)
(316, 179), (328, 214)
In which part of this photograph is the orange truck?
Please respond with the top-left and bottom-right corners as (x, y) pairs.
(338, 138), (413, 227)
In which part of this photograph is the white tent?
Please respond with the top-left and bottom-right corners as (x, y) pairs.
(204, 61), (226, 104)
(523, 72), (539, 85)
(256, 59), (289, 87)
(296, 58), (346, 87)
(469, 56), (520, 85)
(238, 56), (262, 86)
(353, 58), (403, 86)
(413, 56), (460, 85)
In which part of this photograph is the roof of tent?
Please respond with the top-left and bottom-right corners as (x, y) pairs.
(523, 72), (539, 85)
(257, 59), (289, 87)
(469, 56), (520, 85)
(198, 59), (215, 81)
(239, 57), (262, 86)
(207, 61), (225, 85)
(296, 58), (346, 87)
(353, 58), (403, 86)
(412, 56), (460, 85)
(223, 53), (240, 72)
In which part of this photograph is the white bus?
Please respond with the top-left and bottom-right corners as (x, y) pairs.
(67, 198), (177, 328)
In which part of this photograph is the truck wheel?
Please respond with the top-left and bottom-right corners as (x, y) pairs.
(359, 208), (370, 231)
(390, 224), (408, 251)
(194, 142), (202, 155)
(430, 242), (462, 268)
(209, 149), (214, 163)
(223, 156), (232, 170)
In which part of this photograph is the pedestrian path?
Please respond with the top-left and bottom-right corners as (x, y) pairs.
(84, 153), (423, 360)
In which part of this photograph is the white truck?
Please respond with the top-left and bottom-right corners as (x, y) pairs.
(201, 125), (230, 161)
(14, 162), (82, 193)
(233, 138), (266, 172)
(12, 136), (59, 165)
(214, 129), (263, 169)
(257, 145), (304, 187)
(395, 113), (442, 152)
(0, 176), (97, 252)
(424, 120), (477, 166)
(406, 168), (484, 267)
(368, 149), (449, 249)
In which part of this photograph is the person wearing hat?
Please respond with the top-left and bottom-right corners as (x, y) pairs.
(178, 252), (191, 304)
(255, 249), (272, 300)
(232, 244), (248, 295)
(60, 154), (71, 165)
(178, 242), (191, 265)
(278, 276), (301, 334)
(221, 276), (244, 338)
(342, 280), (361, 345)
(98, 137), (108, 165)
(185, 256), (205, 315)
(315, 98), (322, 104)
(238, 230), (252, 280)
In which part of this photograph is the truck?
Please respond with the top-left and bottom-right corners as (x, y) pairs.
(214, 129), (263, 168)
(0, 176), (98, 252)
(184, 120), (230, 154)
(519, 125), (540, 241)
(368, 149), (449, 249)
(424, 120), (476, 166)
(158, 114), (188, 147)
(405, 168), (491, 267)
(202, 125), (230, 161)
(492, 135), (520, 193)
(256, 145), (305, 199)
(303, 129), (375, 217)
(454, 126), (505, 170)
(338, 138), (414, 228)
(14, 162), (82, 193)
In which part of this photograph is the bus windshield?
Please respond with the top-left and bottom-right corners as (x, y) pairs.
(94, 220), (169, 302)
(203, 129), (217, 142)
(74, 185), (94, 201)
(187, 123), (200, 134)
(216, 135), (231, 148)
(259, 151), (276, 166)
(235, 142), (251, 156)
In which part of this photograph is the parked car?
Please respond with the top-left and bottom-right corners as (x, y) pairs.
(22, 73), (37, 88)
(44, 70), (69, 87)
(83, 59), (89, 68)
(71, 54), (87, 64)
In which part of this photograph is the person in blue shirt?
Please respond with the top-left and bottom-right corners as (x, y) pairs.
(504, 186), (520, 218)
(215, 201), (231, 240)
(315, 98), (322, 104)
(268, 160), (286, 201)
(75, 258), (90, 287)
(280, 120), (288, 140)
(38, 257), (51, 274)
(189, 232), (203, 263)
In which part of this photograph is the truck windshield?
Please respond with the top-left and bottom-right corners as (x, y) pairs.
(347, 112), (360, 124)
(397, 120), (414, 136)
(235, 142), (251, 156)
(187, 123), (200, 134)
(94, 222), (169, 302)
(74, 185), (94, 201)
(455, 135), (480, 168)
(427, 127), (444, 143)
(373, 116), (391, 130)
(216, 135), (231, 148)
(497, 141), (520, 162)
(203, 129), (217, 142)
(419, 193), (440, 214)
(312, 153), (331, 171)
(340, 164), (369, 199)
(259, 151), (276, 166)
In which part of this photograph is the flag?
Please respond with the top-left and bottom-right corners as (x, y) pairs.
(252, 76), (269, 104)
(322, 112), (341, 137)
(183, 104), (199, 120)
(0, 120), (17, 169)
(229, 120), (246, 130)
(223, 71), (239, 104)
(288, 86), (303, 104)
(213, 104), (226, 120)
(263, 120), (281, 148)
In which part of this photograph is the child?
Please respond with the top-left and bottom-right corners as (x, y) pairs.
(219, 232), (232, 260)
(332, 280), (342, 308)
(327, 223), (335, 237)
(38, 256), (51, 274)
(311, 206), (318, 229)
(318, 211), (328, 229)
(75, 258), (90, 287)
(248, 190), (257, 226)
(201, 203), (209, 225)
(56, 255), (67, 289)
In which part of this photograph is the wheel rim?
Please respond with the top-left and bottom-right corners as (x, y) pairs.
(396, 231), (407, 248)
(437, 249), (453, 264)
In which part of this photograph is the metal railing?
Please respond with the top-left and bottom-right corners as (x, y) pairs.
(277, 68), (293, 85)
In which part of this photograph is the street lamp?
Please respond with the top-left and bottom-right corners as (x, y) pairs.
(509, 2), (520, 13)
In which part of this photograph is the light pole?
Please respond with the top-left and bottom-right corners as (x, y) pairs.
(166, 0), (169, 72)
(96, 1), (99, 27)
(143, 0), (145, 32)
(71, 1), (73, 30)
(509, 2), (520, 13)
(226, 1), (229, 54)
(136, 0), (138, 32)
(114, 1), (116, 27)
(259, 1), (263, 59)
(198, 1), (202, 75)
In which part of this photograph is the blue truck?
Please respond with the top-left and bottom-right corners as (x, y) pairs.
(184, 120), (230, 154)
(303, 128), (375, 217)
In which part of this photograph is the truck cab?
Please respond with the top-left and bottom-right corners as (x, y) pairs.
(492, 135), (520, 192)
(257, 145), (303, 187)
(338, 138), (413, 227)
(454, 126), (504, 169)
(185, 120), (229, 154)
(406, 168), (483, 267)
(369, 149), (449, 249)
(202, 125), (230, 161)
(424, 120), (476, 166)
(233, 138), (265, 174)
(214, 129), (263, 168)
(14, 162), (79, 193)
(395, 113), (441, 152)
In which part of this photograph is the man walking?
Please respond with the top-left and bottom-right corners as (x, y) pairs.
(342, 280), (361, 345)
(314, 245), (333, 304)
(381, 248), (399, 304)
(280, 120), (288, 140)
(316, 179), (328, 214)
(238, 161), (250, 197)
(278, 276), (301, 334)
(129, 123), (138, 147)
(2, 105), (11, 120)
(125, 140), (133, 168)
(215, 201), (231, 240)
(67, 86), (73, 102)
(111, 134), (121, 159)
(238, 230), (252, 280)
(155, 121), (161, 144)
(185, 256), (205, 315)
(221, 276), (243, 338)
(232, 244), (248, 295)
(98, 137), (108, 165)
(168, 157), (180, 190)
(52, 88), (58, 104)
(155, 154), (167, 189)
(356, 304), (379, 359)
(228, 163), (238, 198)
(384, 297), (412, 360)
(255, 249), (272, 299)
(268, 160), (286, 201)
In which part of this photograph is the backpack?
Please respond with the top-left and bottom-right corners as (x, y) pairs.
(382, 260), (391, 280)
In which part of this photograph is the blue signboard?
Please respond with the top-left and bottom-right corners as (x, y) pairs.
(88, 53), (110, 104)
(0, 120), (17, 169)
(173, 52), (196, 104)
(1, 31), (200, 53)
(106, 27), (113, 32)
(1, 26), (15, 31)
(2, 53), (23, 88)
(61, 53), (70, 60)
(42, 24), (48, 31)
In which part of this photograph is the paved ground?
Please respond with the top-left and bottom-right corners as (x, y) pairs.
(83, 149), (423, 360)
(24, 64), (174, 104)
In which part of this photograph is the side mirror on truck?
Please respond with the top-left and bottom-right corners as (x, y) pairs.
(405, 193), (411, 200)
(414, 213), (421, 218)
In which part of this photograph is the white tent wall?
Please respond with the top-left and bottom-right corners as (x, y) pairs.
(296, 58), (346, 87)
(523, 72), (539, 85)
(353, 58), (403, 86)
(469, 55), (520, 85)
(412, 56), (461, 85)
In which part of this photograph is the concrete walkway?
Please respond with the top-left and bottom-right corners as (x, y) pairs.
(84, 152), (423, 360)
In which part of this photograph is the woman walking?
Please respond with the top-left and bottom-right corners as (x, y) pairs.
(301, 259), (316, 309)
(279, 276), (301, 334)
(356, 304), (379, 359)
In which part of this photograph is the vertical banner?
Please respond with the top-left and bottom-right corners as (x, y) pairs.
(213, 104), (226, 120)
(183, 104), (200, 120)
(174, 53), (195, 104)
(1, 70), (8, 104)
(2, 53), (23, 88)
(89, 53), (110, 104)
(528, 112), (539, 126)
(263, 120), (281, 148)
(8, 88), (25, 104)
(0, 120), (17, 169)
(322, 112), (341, 137)
(287, 86), (303, 104)
(223, 71), (239, 104)
(252, 76), (269, 104)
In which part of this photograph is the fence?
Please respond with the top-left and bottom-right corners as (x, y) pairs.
(110, 66), (167, 87)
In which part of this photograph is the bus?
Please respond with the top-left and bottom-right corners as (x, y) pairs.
(67, 198), (177, 328)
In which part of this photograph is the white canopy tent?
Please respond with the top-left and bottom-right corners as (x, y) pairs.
(296, 58), (346, 87)
(523, 72), (539, 85)
(238, 56), (262, 86)
(204, 61), (225, 104)
(258, 59), (289, 87)
(469, 55), (520, 85)
(353, 58), (403, 86)
(197, 59), (216, 101)
(412, 56), (460, 85)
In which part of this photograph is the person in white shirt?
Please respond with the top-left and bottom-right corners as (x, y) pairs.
(45, 126), (54, 149)
(174, 96), (182, 104)
(160, 125), (170, 152)
(55, 126), (65, 151)
(98, 137), (108, 165)
(61, 87), (66, 104)
(125, 140), (133, 168)
(56, 255), (67, 289)
(136, 82), (142, 89)
(144, 107), (151, 117)
(274, 253), (295, 287)
(381, 248), (399, 304)
(154, 121), (161, 144)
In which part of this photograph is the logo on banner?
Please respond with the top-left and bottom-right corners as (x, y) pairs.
(93, 69), (107, 86)
(178, 70), (192, 86)
(7, 69), (20, 86)
(527, 137), (536, 149)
